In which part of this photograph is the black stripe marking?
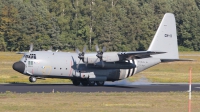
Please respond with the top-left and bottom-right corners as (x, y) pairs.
(131, 59), (135, 76)
(126, 60), (131, 78)
(127, 69), (131, 78)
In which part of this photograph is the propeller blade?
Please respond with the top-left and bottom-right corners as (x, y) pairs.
(29, 43), (33, 52)
(102, 46), (106, 52)
(76, 59), (81, 69)
(85, 58), (88, 66)
(85, 57), (88, 67)
(83, 46), (87, 53)
(95, 45), (99, 52)
(76, 48), (81, 54)
(101, 60), (104, 67)
(94, 58), (99, 65)
(76, 46), (87, 68)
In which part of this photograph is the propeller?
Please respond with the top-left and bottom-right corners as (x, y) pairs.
(94, 45), (106, 67)
(29, 43), (33, 52)
(76, 46), (87, 69)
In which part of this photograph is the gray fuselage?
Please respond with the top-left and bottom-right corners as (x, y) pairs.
(14, 51), (161, 82)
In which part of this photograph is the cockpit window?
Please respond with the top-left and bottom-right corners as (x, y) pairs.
(34, 54), (36, 59)
(30, 54), (33, 59)
(26, 54), (37, 59)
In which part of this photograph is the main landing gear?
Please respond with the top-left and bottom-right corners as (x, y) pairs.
(72, 80), (81, 86)
(96, 81), (104, 86)
(29, 76), (37, 83)
(72, 79), (105, 86)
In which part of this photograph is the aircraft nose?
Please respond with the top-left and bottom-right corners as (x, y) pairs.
(13, 61), (25, 73)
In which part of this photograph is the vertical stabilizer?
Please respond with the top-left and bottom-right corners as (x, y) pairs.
(148, 13), (179, 59)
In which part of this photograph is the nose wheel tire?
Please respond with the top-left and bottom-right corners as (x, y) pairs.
(29, 76), (37, 83)
(72, 80), (80, 86)
(96, 81), (104, 86)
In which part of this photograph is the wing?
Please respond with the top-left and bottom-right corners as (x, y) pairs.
(118, 51), (166, 60)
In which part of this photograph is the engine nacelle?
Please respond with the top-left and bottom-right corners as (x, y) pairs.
(103, 52), (119, 62)
(84, 52), (120, 64)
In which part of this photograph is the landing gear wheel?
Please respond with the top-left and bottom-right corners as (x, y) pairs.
(96, 81), (104, 86)
(81, 80), (88, 86)
(88, 81), (95, 86)
(29, 76), (37, 83)
(72, 80), (80, 86)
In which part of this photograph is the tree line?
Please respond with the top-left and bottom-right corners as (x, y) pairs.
(0, 0), (200, 52)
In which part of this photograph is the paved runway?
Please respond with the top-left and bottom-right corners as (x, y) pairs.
(0, 83), (200, 93)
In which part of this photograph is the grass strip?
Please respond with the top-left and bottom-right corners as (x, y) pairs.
(0, 92), (199, 112)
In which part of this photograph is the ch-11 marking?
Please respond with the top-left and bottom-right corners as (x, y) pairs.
(164, 34), (172, 37)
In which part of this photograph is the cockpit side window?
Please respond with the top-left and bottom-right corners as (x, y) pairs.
(34, 54), (36, 59)
(31, 54), (33, 58)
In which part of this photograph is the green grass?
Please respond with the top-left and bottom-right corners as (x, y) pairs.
(0, 52), (200, 83)
(0, 92), (199, 112)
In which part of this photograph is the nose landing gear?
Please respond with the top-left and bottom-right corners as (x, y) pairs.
(29, 76), (37, 83)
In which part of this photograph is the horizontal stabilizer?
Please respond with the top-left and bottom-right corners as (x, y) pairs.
(161, 59), (194, 62)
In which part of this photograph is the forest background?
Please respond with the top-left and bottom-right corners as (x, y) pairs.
(0, 0), (200, 52)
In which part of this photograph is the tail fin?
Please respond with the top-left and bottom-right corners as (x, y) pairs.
(148, 13), (179, 59)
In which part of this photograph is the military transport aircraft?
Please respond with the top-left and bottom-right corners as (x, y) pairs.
(13, 13), (189, 86)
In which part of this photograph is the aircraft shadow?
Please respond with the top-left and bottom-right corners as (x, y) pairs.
(3, 83), (72, 86)
(104, 85), (138, 88)
(3, 83), (138, 88)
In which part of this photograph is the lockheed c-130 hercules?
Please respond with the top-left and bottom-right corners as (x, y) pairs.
(13, 13), (190, 86)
